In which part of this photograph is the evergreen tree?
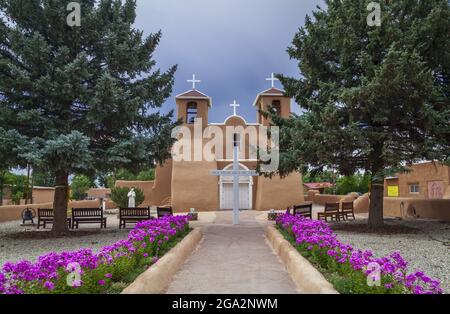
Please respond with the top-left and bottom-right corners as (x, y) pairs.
(276, 0), (450, 228)
(0, 0), (178, 233)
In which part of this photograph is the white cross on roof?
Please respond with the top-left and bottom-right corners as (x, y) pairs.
(187, 74), (201, 90)
(230, 100), (240, 116)
(266, 72), (279, 88)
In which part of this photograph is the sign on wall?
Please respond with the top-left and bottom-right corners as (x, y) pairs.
(387, 186), (399, 197)
(428, 181), (445, 199)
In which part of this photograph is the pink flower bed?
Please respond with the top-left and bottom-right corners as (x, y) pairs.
(276, 213), (442, 294)
(0, 215), (189, 294)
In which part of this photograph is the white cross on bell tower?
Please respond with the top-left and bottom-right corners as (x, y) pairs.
(230, 100), (240, 116)
(187, 74), (201, 90)
(266, 72), (279, 88)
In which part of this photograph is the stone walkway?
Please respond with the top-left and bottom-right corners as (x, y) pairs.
(166, 211), (299, 294)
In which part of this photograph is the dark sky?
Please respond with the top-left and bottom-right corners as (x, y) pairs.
(135, 0), (324, 123)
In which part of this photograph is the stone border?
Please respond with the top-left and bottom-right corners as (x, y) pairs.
(266, 225), (338, 294)
(122, 227), (203, 294)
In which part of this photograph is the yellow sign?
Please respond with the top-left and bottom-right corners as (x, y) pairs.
(387, 186), (399, 197)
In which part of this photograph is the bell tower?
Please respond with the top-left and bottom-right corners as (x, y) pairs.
(176, 74), (212, 125)
(253, 73), (291, 126)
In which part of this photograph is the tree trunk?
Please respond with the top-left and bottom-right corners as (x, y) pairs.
(368, 142), (385, 229)
(368, 182), (384, 228)
(0, 177), (3, 206)
(52, 170), (70, 234)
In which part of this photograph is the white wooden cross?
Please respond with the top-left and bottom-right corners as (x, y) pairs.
(266, 72), (279, 88)
(211, 140), (258, 225)
(230, 100), (240, 116)
(188, 74), (201, 90)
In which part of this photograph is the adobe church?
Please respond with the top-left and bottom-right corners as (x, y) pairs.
(117, 75), (305, 212)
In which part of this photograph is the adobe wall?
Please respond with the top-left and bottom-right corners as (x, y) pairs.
(87, 188), (111, 199)
(254, 172), (304, 211)
(385, 162), (450, 198)
(171, 161), (219, 212)
(383, 198), (450, 220)
(151, 160), (173, 205)
(353, 196), (450, 221)
(32, 188), (55, 204)
(0, 200), (101, 223)
(312, 194), (346, 205)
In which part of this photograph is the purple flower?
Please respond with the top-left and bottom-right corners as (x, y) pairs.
(44, 281), (55, 291)
(104, 273), (112, 279)
(98, 280), (106, 286)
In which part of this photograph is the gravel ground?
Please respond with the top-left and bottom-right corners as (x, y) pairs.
(0, 213), (129, 266)
(333, 218), (450, 294)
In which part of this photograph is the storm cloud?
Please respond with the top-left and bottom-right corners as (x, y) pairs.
(135, 0), (324, 122)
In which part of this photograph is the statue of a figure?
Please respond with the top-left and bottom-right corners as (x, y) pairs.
(127, 188), (136, 208)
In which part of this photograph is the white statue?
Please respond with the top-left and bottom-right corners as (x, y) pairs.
(127, 188), (136, 208)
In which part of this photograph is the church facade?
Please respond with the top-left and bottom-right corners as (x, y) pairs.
(117, 77), (305, 212)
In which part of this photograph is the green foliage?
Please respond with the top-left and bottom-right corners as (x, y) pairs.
(32, 167), (56, 187)
(0, 0), (178, 230)
(277, 0), (450, 178)
(335, 174), (371, 195)
(275, 0), (450, 226)
(70, 175), (95, 201)
(104, 168), (156, 188)
(136, 168), (155, 181)
(111, 186), (145, 208)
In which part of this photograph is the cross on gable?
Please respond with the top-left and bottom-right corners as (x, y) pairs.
(230, 100), (240, 116)
(187, 74), (201, 90)
(266, 72), (279, 88)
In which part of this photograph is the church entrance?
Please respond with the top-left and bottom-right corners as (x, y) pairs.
(219, 164), (253, 210)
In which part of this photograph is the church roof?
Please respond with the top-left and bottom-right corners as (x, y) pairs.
(252, 87), (286, 106)
(176, 89), (212, 106)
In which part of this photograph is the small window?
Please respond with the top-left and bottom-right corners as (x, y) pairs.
(271, 100), (281, 116)
(409, 184), (420, 194)
(233, 133), (241, 147)
(186, 102), (197, 124)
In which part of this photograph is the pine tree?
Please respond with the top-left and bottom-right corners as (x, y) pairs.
(0, 0), (178, 233)
(276, 0), (450, 228)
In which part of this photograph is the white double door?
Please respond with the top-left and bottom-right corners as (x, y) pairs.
(221, 183), (251, 210)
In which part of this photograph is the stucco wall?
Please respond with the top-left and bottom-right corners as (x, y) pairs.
(353, 196), (450, 221)
(87, 188), (111, 199)
(32, 188), (55, 204)
(254, 172), (304, 211)
(354, 193), (370, 213)
(385, 162), (450, 198)
(0, 200), (101, 223)
(171, 161), (220, 212)
(312, 194), (346, 205)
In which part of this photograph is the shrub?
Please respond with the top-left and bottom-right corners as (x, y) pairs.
(111, 187), (145, 208)
(70, 175), (93, 201)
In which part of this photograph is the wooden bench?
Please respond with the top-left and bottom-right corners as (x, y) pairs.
(119, 207), (151, 229)
(157, 206), (173, 218)
(340, 202), (356, 220)
(71, 208), (106, 229)
(293, 203), (313, 219)
(317, 203), (341, 222)
(37, 208), (71, 229)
